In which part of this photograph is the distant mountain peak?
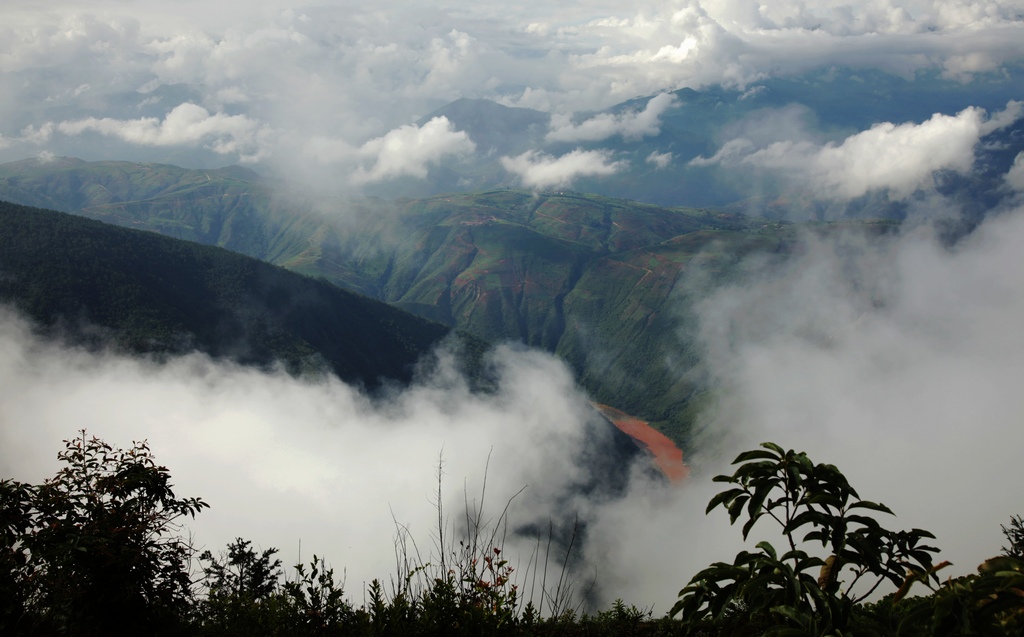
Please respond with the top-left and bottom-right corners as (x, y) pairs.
(208, 164), (264, 182)
(6, 155), (86, 171)
(418, 97), (549, 122)
(417, 98), (550, 156)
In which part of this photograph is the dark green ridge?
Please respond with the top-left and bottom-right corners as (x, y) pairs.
(0, 199), (458, 388)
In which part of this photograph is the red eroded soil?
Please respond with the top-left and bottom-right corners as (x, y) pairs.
(593, 403), (690, 484)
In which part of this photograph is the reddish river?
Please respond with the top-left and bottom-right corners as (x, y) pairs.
(592, 403), (690, 484)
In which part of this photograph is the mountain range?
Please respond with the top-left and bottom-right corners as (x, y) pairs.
(0, 197), (459, 388)
(380, 67), (1024, 214)
(0, 196), (649, 494)
(0, 157), (899, 443)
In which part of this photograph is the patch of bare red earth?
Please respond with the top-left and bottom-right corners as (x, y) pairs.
(592, 403), (690, 484)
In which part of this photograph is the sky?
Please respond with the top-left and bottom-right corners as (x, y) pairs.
(1, 0), (1023, 190)
(1, 0), (1024, 615)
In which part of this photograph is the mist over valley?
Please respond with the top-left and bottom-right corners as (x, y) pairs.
(1, 0), (1023, 631)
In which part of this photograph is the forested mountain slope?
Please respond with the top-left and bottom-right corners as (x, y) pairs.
(0, 159), (898, 441)
(0, 199), (456, 388)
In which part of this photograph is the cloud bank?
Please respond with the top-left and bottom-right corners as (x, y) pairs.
(685, 204), (1024, 578)
(351, 116), (476, 185)
(0, 322), (627, 607)
(546, 93), (678, 143)
(1006, 152), (1024, 193)
(56, 103), (272, 162)
(646, 150), (673, 169)
(501, 148), (627, 189)
(1, 0), (1021, 182)
(0, 307), (745, 612)
(693, 102), (1024, 201)
(5, 198), (1024, 611)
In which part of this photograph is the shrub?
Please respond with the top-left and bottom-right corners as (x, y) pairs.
(671, 442), (940, 637)
(1002, 516), (1024, 560)
(3, 431), (208, 636)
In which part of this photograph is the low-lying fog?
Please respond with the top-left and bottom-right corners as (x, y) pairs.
(2, 200), (1023, 612)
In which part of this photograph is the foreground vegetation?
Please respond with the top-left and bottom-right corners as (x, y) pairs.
(2, 433), (1021, 636)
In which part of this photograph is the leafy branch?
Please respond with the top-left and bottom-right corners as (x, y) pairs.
(672, 442), (940, 636)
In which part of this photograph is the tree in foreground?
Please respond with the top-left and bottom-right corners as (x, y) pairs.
(896, 516), (1024, 637)
(1002, 516), (1024, 561)
(1, 431), (208, 636)
(671, 442), (942, 636)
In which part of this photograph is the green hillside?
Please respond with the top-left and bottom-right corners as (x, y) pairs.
(0, 157), (336, 261)
(0, 199), (457, 388)
(1, 159), (891, 442)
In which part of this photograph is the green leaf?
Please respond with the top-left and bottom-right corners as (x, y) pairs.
(793, 453), (814, 472)
(727, 495), (750, 524)
(977, 556), (1023, 574)
(747, 482), (772, 519)
(844, 514), (882, 530)
(786, 510), (828, 535)
(756, 541), (778, 560)
(733, 460), (779, 479)
(706, 487), (746, 515)
(733, 448), (782, 463)
(779, 550), (822, 569)
(771, 604), (812, 629)
(849, 500), (894, 515)
(742, 512), (764, 540)
(806, 494), (845, 509)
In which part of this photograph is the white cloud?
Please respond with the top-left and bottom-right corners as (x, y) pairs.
(56, 103), (272, 161)
(1006, 152), (1024, 192)
(692, 102), (1024, 201)
(546, 93), (678, 143)
(0, 309), (676, 611)
(981, 99), (1024, 134)
(350, 116), (475, 185)
(2, 0), (1022, 174)
(501, 148), (627, 189)
(675, 200), (1024, 593)
(19, 123), (55, 145)
(0, 13), (145, 74)
(646, 150), (673, 169)
(685, 203), (1024, 589)
(530, 0), (1024, 106)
